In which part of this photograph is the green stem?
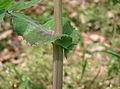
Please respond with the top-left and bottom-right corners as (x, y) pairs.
(53, 0), (63, 89)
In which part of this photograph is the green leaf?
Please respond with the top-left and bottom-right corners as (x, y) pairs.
(12, 13), (62, 45)
(44, 18), (80, 46)
(19, 79), (30, 89)
(44, 18), (73, 35)
(56, 36), (72, 49)
(112, 0), (120, 4)
(0, 10), (5, 24)
(0, 0), (13, 11)
(8, 0), (40, 11)
(33, 83), (43, 89)
(64, 44), (75, 58)
(80, 59), (87, 82)
(43, 18), (80, 57)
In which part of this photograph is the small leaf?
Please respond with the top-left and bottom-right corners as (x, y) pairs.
(19, 79), (30, 89)
(43, 18), (80, 57)
(12, 13), (62, 45)
(8, 0), (40, 11)
(0, 10), (5, 24)
(55, 36), (72, 49)
(112, 0), (120, 4)
(43, 18), (80, 46)
(64, 44), (75, 58)
(0, 0), (13, 11)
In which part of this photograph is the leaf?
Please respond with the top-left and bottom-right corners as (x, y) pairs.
(43, 18), (80, 57)
(56, 36), (72, 49)
(44, 18), (73, 35)
(88, 43), (120, 60)
(64, 44), (75, 58)
(80, 59), (87, 82)
(112, 0), (120, 5)
(12, 13), (62, 45)
(19, 79), (30, 89)
(0, 0), (13, 11)
(12, 13), (79, 57)
(33, 83), (43, 89)
(44, 18), (80, 45)
(8, 0), (40, 11)
(0, 10), (5, 24)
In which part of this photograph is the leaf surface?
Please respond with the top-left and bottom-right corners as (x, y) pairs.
(0, 10), (5, 24)
(12, 13), (61, 45)
(8, 0), (40, 11)
(0, 0), (13, 11)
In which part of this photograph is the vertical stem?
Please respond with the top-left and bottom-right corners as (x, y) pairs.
(53, 0), (63, 89)
(53, 44), (63, 89)
(54, 0), (62, 34)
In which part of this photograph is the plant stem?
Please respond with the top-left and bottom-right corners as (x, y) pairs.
(53, 44), (63, 89)
(53, 0), (63, 89)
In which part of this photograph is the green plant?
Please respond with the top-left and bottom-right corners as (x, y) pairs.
(0, 0), (79, 88)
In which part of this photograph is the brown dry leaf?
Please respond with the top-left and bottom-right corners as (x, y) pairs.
(69, 12), (77, 18)
(89, 33), (105, 42)
(0, 48), (14, 61)
(68, 0), (80, 7)
(106, 11), (114, 19)
(79, 14), (86, 24)
(0, 30), (12, 40)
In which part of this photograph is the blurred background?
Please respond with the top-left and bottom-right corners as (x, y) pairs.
(0, 0), (120, 89)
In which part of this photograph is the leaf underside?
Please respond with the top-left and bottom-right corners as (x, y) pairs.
(12, 13), (62, 45)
